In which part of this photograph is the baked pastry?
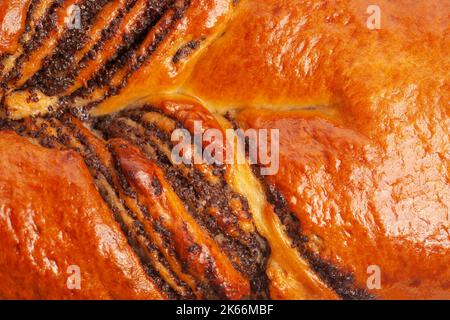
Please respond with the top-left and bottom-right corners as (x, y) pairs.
(0, 0), (448, 300)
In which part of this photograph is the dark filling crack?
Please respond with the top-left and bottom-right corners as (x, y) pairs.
(94, 107), (270, 299)
(0, 106), (271, 300)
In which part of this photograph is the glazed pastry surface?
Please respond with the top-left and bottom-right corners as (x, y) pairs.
(0, 131), (165, 299)
(0, 0), (448, 300)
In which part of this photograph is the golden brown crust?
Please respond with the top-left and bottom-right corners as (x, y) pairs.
(236, 108), (450, 300)
(185, 0), (450, 111)
(204, 0), (449, 299)
(0, 0), (448, 300)
(0, 0), (31, 54)
(0, 131), (165, 299)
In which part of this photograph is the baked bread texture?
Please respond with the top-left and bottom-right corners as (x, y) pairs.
(0, 0), (448, 299)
